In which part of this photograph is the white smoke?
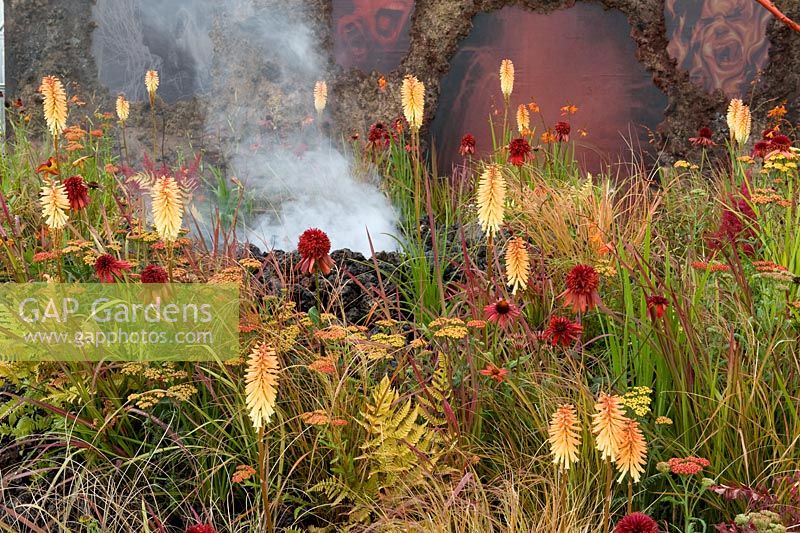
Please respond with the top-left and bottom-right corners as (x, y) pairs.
(241, 142), (398, 253)
(91, 0), (398, 255)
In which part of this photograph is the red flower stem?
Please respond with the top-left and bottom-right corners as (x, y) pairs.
(754, 0), (800, 32)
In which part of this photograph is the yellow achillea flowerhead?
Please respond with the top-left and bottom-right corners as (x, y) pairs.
(516, 104), (530, 134)
(40, 181), (70, 230)
(499, 59), (514, 100)
(727, 98), (751, 145)
(505, 236), (530, 295)
(548, 404), (582, 471)
(592, 392), (627, 462)
(476, 164), (506, 237)
(245, 343), (280, 430)
(401, 75), (425, 131)
(39, 76), (68, 137)
(150, 176), (183, 242)
(116, 95), (130, 123)
(615, 418), (647, 483)
(145, 70), (159, 105)
(314, 80), (327, 114)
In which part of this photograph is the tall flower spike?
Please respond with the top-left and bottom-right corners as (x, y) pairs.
(245, 343), (280, 430)
(40, 181), (70, 230)
(314, 80), (327, 115)
(727, 99), (751, 145)
(592, 392), (627, 462)
(39, 76), (68, 137)
(150, 176), (183, 242)
(505, 237), (530, 295)
(548, 404), (582, 471)
(116, 95), (130, 124)
(401, 75), (425, 132)
(145, 70), (159, 106)
(476, 164), (506, 237)
(499, 59), (514, 100)
(516, 104), (530, 134)
(615, 418), (647, 483)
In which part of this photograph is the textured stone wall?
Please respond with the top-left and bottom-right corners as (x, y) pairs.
(6, 0), (800, 163)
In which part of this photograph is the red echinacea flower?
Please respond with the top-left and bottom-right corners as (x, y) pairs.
(367, 122), (391, 149)
(184, 525), (217, 533)
(767, 134), (793, 157)
(508, 137), (531, 166)
(554, 121), (571, 142)
(646, 295), (669, 321)
(614, 512), (660, 533)
(95, 254), (131, 283)
(689, 127), (716, 147)
(63, 175), (90, 211)
(751, 140), (770, 159)
(460, 134), (476, 156)
(483, 298), (520, 328)
(480, 362), (509, 383)
(543, 316), (583, 347)
(561, 264), (602, 313)
(297, 228), (335, 275)
(141, 264), (169, 283)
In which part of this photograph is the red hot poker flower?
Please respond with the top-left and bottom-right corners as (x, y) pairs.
(508, 137), (531, 166)
(543, 316), (583, 347)
(561, 264), (602, 313)
(95, 254), (131, 283)
(297, 228), (335, 275)
(63, 175), (90, 211)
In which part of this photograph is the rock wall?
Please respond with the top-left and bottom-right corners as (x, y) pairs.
(5, 0), (800, 164)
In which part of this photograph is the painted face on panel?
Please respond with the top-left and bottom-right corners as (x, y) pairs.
(666, 0), (770, 97)
(334, 0), (414, 72)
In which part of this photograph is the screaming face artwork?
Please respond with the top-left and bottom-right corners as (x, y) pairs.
(333, 0), (414, 72)
(666, 0), (771, 97)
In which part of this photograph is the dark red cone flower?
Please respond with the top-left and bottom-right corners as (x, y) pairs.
(95, 254), (131, 283)
(614, 512), (660, 533)
(689, 127), (716, 147)
(646, 295), (669, 321)
(508, 137), (532, 166)
(141, 264), (169, 283)
(767, 134), (793, 156)
(459, 134), (476, 156)
(64, 175), (90, 211)
(367, 122), (391, 149)
(297, 228), (335, 275)
(561, 264), (602, 313)
(554, 121), (571, 142)
(184, 525), (217, 533)
(751, 140), (770, 159)
(543, 316), (583, 346)
(483, 298), (520, 328)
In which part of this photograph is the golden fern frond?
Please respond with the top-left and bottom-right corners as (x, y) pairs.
(418, 353), (451, 427)
(310, 476), (354, 506)
(357, 375), (441, 490)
